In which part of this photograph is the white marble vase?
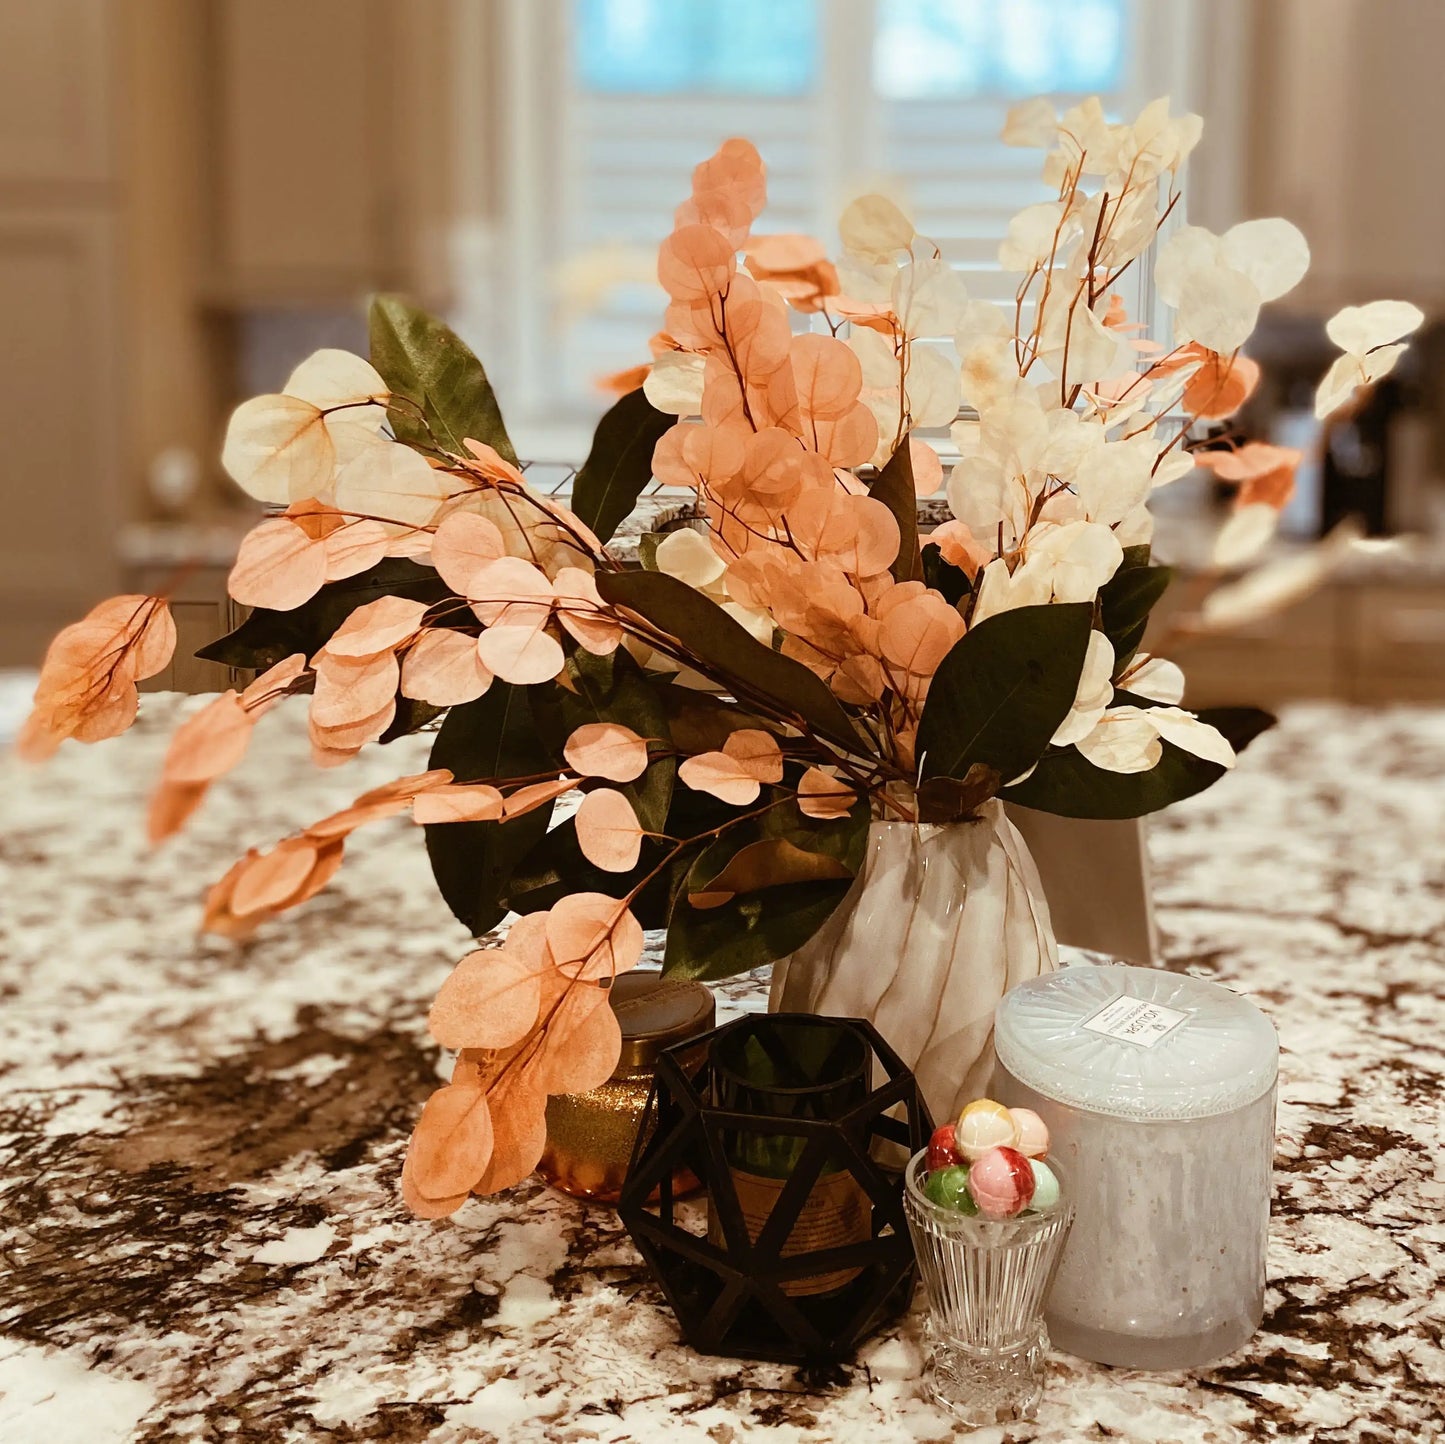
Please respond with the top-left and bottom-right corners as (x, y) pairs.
(768, 801), (1058, 1122)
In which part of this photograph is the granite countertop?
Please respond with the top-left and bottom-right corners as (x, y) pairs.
(2, 699), (1443, 1443)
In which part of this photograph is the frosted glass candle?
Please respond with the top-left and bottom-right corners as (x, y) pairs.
(993, 966), (1278, 1369)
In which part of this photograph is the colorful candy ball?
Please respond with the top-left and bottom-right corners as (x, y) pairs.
(1007, 1107), (1050, 1159)
(923, 1164), (977, 1214)
(956, 1098), (1019, 1161)
(968, 1146), (1036, 1219)
(927, 1122), (963, 1171)
(1027, 1157), (1061, 1212)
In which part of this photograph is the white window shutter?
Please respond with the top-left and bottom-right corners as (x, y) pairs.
(479, 0), (1198, 454)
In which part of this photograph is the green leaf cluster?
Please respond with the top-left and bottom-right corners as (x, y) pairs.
(570, 389), (674, 544)
(916, 602), (1094, 809)
(369, 294), (517, 463)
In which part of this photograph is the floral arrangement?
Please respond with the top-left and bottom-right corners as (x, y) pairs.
(19, 96), (1419, 1215)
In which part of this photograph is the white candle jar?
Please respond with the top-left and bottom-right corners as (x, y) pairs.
(992, 965), (1278, 1369)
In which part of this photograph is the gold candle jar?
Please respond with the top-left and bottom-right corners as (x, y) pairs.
(537, 971), (715, 1204)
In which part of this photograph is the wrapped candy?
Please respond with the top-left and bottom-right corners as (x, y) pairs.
(1008, 1107), (1050, 1159)
(927, 1122), (963, 1171)
(1028, 1158), (1061, 1212)
(923, 1164), (978, 1214)
(918, 1097), (1060, 1219)
(968, 1146), (1036, 1219)
(956, 1098), (1019, 1161)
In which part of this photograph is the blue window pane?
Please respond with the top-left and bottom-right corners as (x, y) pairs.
(575, 0), (817, 95)
(874, 0), (1127, 99)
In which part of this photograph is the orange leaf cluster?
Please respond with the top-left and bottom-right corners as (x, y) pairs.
(797, 766), (857, 819)
(149, 654), (309, 842)
(743, 233), (840, 314)
(652, 143), (879, 554)
(1197, 442), (1302, 511)
(308, 595), (429, 766)
(1154, 342), (1261, 422)
(18, 596), (176, 761)
(563, 721), (650, 782)
(227, 503), (393, 611)
(645, 139), (978, 761)
(424, 511), (620, 688)
(404, 896), (644, 1213)
(678, 727), (783, 805)
(202, 769), (451, 939)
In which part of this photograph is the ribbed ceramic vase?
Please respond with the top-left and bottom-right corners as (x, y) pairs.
(768, 801), (1057, 1123)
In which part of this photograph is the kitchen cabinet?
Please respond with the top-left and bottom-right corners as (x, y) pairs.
(207, 0), (455, 308)
(1153, 572), (1445, 710)
(0, 1), (123, 663)
(1248, 0), (1445, 313)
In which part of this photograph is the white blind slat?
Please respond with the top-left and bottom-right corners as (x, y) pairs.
(495, 0), (1173, 429)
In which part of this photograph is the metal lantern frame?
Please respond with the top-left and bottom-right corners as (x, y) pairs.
(618, 1012), (934, 1365)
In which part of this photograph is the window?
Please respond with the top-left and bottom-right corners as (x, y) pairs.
(873, 0), (1127, 100)
(576, 0), (817, 95)
(473, 0), (1201, 456)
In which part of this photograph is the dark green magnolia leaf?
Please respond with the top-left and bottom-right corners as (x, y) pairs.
(662, 878), (854, 983)
(1195, 706), (1276, 750)
(1002, 706), (1276, 819)
(570, 389), (673, 544)
(916, 602), (1093, 785)
(1100, 553), (1172, 670)
(690, 838), (853, 900)
(657, 763), (751, 848)
(921, 541), (972, 607)
(685, 797), (868, 897)
(658, 685), (768, 755)
(637, 533), (662, 570)
(368, 294), (516, 463)
(594, 569), (867, 754)
(195, 559), (449, 671)
(762, 795), (870, 873)
(379, 696), (444, 744)
(868, 443), (923, 583)
(423, 683), (556, 936)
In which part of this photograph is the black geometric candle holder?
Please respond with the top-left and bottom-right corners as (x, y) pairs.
(618, 1012), (933, 1366)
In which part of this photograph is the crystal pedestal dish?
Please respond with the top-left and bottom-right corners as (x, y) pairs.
(903, 1151), (1073, 1425)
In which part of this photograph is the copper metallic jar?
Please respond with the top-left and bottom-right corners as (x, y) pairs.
(537, 971), (714, 1204)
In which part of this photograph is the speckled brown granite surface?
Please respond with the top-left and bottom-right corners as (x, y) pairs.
(1, 699), (1442, 1443)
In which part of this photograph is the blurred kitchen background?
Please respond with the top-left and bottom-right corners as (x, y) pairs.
(1, 0), (1443, 732)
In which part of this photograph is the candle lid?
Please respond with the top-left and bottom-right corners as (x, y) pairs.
(610, 970), (715, 1070)
(994, 965), (1278, 1121)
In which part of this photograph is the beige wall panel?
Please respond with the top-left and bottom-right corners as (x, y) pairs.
(1246, 0), (1445, 310)
(116, 0), (227, 516)
(1336, 13), (1445, 306)
(214, 0), (387, 293)
(0, 209), (120, 663)
(0, 0), (113, 187)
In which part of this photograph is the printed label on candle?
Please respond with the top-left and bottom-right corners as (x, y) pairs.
(1080, 995), (1190, 1048)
